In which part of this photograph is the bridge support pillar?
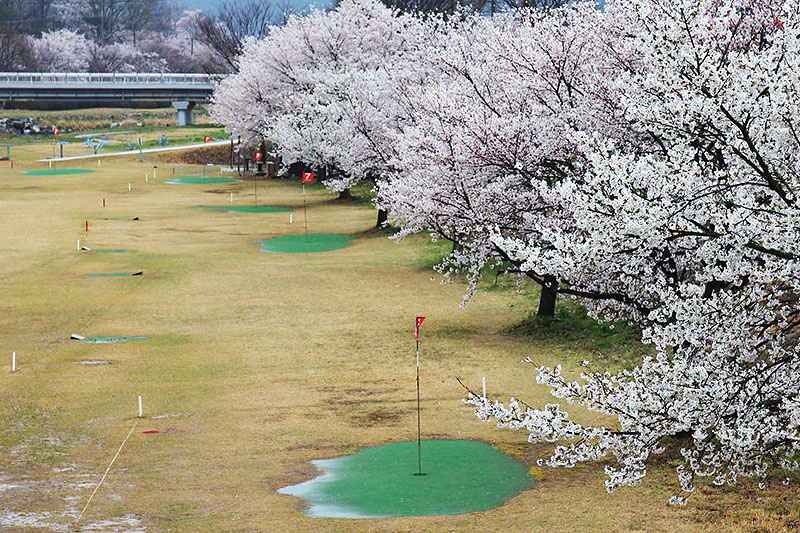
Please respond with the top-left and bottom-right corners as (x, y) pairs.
(173, 101), (195, 126)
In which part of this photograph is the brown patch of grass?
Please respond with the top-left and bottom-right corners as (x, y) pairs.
(0, 154), (796, 532)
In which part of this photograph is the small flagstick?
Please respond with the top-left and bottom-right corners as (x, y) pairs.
(482, 376), (486, 398)
(414, 316), (426, 476)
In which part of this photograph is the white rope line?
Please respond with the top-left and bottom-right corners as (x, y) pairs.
(75, 419), (139, 526)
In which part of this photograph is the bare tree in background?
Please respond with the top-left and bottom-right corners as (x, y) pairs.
(0, 25), (34, 70)
(0, 0), (58, 35)
(196, 0), (294, 73)
(80, 0), (126, 44)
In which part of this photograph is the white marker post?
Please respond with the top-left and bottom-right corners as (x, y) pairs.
(12, 352), (16, 372)
(97, 160), (101, 167)
(289, 213), (293, 224)
(128, 182), (131, 192)
(77, 239), (81, 251)
(482, 377), (486, 398)
(230, 192), (233, 202)
(49, 160), (52, 168)
(138, 396), (143, 418)
(145, 173), (148, 182)
(153, 169), (157, 180)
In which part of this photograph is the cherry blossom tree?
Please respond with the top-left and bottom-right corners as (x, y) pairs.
(31, 29), (91, 71)
(212, 0), (433, 222)
(466, 0), (800, 503)
(379, 5), (636, 314)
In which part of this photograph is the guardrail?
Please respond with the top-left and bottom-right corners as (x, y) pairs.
(0, 72), (222, 85)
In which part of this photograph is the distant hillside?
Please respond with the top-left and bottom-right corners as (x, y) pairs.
(166, 0), (333, 15)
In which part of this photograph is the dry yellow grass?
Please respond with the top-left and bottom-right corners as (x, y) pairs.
(0, 146), (798, 531)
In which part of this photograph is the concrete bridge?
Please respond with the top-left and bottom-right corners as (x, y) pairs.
(0, 72), (221, 126)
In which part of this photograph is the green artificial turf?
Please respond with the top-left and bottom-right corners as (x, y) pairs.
(84, 336), (147, 343)
(257, 233), (354, 253)
(23, 168), (95, 176)
(279, 440), (530, 518)
(197, 205), (292, 213)
(164, 177), (238, 184)
(83, 273), (140, 277)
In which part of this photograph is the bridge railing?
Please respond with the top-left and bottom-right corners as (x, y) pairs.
(0, 72), (223, 85)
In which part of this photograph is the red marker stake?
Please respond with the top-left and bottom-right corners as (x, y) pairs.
(85, 220), (88, 232)
(102, 198), (105, 208)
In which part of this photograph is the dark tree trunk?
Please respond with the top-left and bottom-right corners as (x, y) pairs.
(537, 274), (557, 318)
(376, 208), (388, 228)
(338, 188), (352, 200)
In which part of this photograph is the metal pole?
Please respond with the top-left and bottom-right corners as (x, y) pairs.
(302, 183), (309, 242)
(414, 336), (424, 476)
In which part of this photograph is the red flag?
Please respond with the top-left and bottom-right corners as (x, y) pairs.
(53, 127), (60, 135)
(414, 316), (425, 338)
(302, 171), (314, 183)
(254, 151), (263, 161)
(204, 136), (212, 143)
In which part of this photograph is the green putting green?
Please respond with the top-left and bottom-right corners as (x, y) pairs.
(84, 336), (147, 343)
(197, 205), (292, 213)
(23, 168), (96, 176)
(83, 273), (139, 277)
(257, 233), (354, 253)
(165, 177), (238, 184)
(93, 249), (136, 253)
(278, 440), (531, 518)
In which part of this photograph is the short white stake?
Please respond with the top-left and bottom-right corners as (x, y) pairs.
(12, 352), (16, 372)
(138, 395), (143, 418)
(49, 160), (52, 168)
(230, 192), (233, 202)
(289, 213), (293, 224)
(145, 173), (148, 182)
(97, 160), (101, 167)
(128, 182), (131, 192)
(153, 169), (157, 180)
(77, 239), (80, 251)
(482, 376), (486, 398)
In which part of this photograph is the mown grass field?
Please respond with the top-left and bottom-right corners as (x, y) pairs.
(0, 138), (798, 531)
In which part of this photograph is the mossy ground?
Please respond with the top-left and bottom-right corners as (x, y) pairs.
(0, 131), (797, 531)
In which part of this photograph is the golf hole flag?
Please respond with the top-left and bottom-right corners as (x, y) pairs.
(53, 127), (60, 135)
(204, 136), (212, 143)
(415, 316), (425, 338)
(254, 151), (263, 161)
(302, 171), (315, 183)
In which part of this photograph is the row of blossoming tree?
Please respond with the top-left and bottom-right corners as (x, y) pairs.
(212, 0), (800, 503)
